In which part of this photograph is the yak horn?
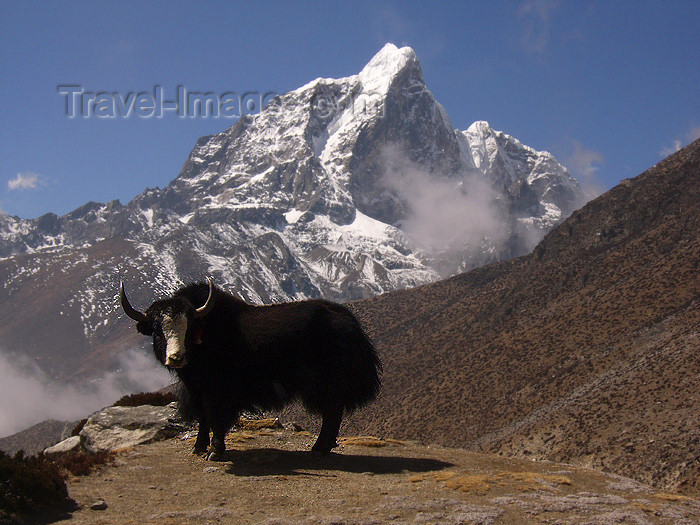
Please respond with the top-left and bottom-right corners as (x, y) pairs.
(120, 281), (148, 323)
(195, 278), (215, 318)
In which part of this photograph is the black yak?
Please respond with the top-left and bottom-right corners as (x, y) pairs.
(120, 278), (381, 460)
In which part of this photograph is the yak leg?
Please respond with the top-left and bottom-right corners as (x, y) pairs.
(312, 407), (343, 454)
(206, 422), (228, 462)
(193, 416), (210, 454)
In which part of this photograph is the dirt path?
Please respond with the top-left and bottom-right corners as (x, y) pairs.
(61, 425), (699, 524)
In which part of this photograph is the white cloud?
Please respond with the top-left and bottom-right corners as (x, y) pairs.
(371, 4), (414, 49)
(0, 348), (172, 438)
(690, 126), (700, 142)
(7, 172), (42, 191)
(659, 140), (683, 157)
(564, 140), (604, 199)
(378, 144), (508, 254)
(517, 0), (559, 55)
(660, 125), (700, 157)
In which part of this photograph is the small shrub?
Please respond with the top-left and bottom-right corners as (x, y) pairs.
(112, 391), (177, 407)
(0, 450), (70, 523)
(71, 418), (87, 436)
(52, 450), (115, 477)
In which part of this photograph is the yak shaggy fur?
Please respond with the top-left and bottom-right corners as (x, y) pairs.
(131, 281), (382, 460)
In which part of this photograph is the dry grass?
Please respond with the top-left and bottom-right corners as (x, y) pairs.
(239, 418), (283, 430)
(654, 492), (694, 502)
(409, 470), (456, 483)
(498, 471), (572, 491)
(409, 471), (490, 494)
(445, 474), (491, 494)
(632, 501), (662, 514)
(409, 469), (573, 495)
(225, 432), (257, 444)
(340, 436), (390, 447)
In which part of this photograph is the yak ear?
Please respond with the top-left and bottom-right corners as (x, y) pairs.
(137, 321), (153, 336)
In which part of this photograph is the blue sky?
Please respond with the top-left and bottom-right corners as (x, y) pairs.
(1, 0), (698, 219)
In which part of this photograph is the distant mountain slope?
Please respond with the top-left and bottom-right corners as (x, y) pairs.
(0, 419), (76, 456)
(0, 44), (584, 385)
(340, 139), (699, 495)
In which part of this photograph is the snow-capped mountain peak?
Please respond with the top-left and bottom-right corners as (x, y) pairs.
(357, 43), (417, 96)
(462, 120), (583, 221)
(1, 43), (586, 320)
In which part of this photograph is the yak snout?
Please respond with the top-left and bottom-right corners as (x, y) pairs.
(165, 353), (187, 369)
(162, 313), (189, 369)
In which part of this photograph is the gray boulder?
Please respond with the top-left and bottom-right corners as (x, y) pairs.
(80, 402), (184, 453)
(43, 435), (83, 456)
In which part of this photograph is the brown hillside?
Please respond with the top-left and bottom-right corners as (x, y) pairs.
(327, 139), (699, 495)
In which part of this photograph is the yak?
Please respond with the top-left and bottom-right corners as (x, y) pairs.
(120, 278), (381, 460)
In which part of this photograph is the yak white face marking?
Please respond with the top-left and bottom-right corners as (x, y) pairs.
(162, 313), (188, 368)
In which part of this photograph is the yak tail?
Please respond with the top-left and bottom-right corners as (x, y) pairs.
(341, 312), (382, 414)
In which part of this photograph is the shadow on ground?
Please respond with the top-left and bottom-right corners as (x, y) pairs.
(222, 448), (453, 477)
(16, 498), (79, 525)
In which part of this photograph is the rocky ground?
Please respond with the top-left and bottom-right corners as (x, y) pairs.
(55, 422), (699, 524)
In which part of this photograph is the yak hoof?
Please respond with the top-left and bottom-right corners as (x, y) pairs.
(311, 441), (338, 455)
(206, 450), (227, 461)
(192, 446), (208, 456)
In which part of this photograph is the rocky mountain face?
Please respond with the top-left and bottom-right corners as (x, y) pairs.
(331, 139), (700, 495)
(0, 44), (584, 384)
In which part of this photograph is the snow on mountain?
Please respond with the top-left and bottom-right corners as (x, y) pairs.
(0, 44), (586, 383)
(462, 120), (583, 229)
